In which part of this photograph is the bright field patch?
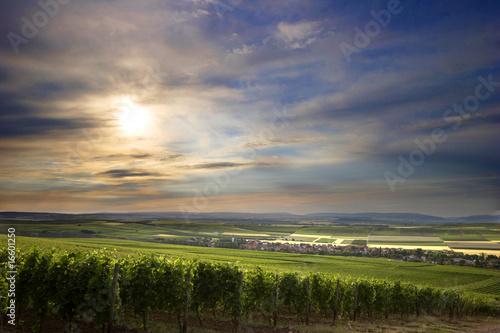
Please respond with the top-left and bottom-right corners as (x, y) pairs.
(315, 238), (336, 243)
(367, 244), (451, 251)
(446, 241), (500, 250)
(288, 233), (324, 241)
(455, 249), (500, 256)
(222, 232), (270, 237)
(368, 236), (443, 242)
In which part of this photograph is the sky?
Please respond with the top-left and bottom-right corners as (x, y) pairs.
(0, 0), (499, 217)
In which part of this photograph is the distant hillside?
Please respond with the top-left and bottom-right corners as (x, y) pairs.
(304, 212), (445, 223)
(0, 211), (498, 224)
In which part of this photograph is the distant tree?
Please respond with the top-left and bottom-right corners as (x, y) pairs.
(475, 257), (481, 267)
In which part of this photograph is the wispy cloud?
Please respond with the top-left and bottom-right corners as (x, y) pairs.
(96, 169), (162, 178)
(275, 21), (322, 49)
(189, 161), (271, 169)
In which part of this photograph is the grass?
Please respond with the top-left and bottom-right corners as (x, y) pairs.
(351, 239), (368, 246)
(315, 238), (336, 243)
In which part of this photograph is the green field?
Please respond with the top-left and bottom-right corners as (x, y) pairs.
(5, 235), (500, 298)
(315, 238), (336, 243)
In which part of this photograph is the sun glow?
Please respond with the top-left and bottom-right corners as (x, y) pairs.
(117, 99), (148, 134)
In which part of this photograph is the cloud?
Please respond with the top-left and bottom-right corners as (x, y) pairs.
(0, 116), (98, 138)
(241, 135), (326, 151)
(96, 169), (162, 178)
(159, 153), (186, 162)
(189, 161), (271, 169)
(275, 21), (322, 49)
(232, 44), (254, 55)
(95, 153), (153, 160)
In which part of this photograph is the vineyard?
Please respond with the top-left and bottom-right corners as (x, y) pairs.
(1, 247), (500, 333)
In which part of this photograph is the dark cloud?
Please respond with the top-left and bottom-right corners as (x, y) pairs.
(130, 153), (152, 159)
(307, 78), (465, 122)
(159, 153), (184, 161)
(191, 162), (247, 169)
(0, 92), (35, 117)
(95, 153), (153, 160)
(190, 162), (271, 169)
(96, 169), (161, 178)
(24, 79), (93, 101)
(0, 116), (98, 138)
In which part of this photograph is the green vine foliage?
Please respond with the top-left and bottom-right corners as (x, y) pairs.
(243, 267), (276, 317)
(49, 251), (85, 322)
(120, 255), (157, 322)
(310, 273), (332, 317)
(154, 257), (186, 317)
(13, 248), (119, 331)
(81, 251), (119, 328)
(16, 247), (55, 331)
(278, 272), (308, 315)
(372, 280), (390, 317)
(191, 261), (242, 326)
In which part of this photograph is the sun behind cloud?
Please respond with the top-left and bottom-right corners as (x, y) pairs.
(117, 98), (149, 135)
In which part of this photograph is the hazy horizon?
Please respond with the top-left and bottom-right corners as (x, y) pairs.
(2, 210), (500, 220)
(1, 0), (499, 217)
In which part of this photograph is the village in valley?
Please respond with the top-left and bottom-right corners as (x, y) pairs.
(177, 236), (500, 269)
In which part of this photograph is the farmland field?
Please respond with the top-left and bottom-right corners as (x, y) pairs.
(446, 241), (500, 250)
(367, 235), (446, 248)
(314, 238), (336, 243)
(367, 244), (451, 251)
(368, 236), (443, 242)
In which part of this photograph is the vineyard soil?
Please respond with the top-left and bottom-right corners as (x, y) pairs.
(4, 309), (500, 333)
